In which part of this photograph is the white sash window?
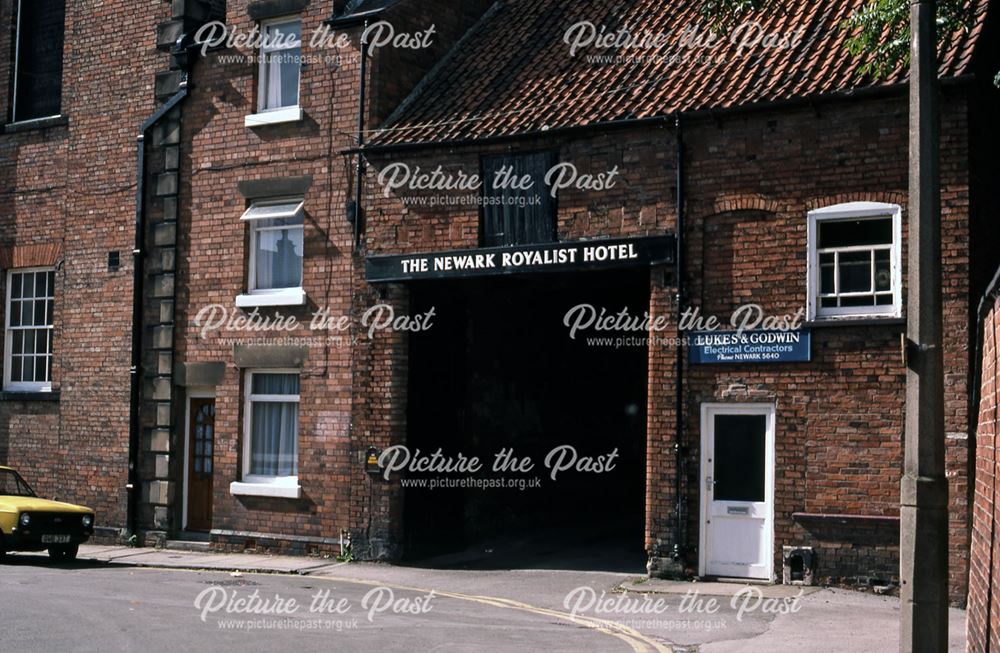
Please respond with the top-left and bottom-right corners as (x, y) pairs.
(807, 202), (902, 320)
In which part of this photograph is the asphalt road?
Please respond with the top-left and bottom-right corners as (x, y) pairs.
(0, 551), (968, 652)
(0, 555), (655, 653)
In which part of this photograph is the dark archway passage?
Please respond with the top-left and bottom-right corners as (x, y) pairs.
(403, 269), (650, 571)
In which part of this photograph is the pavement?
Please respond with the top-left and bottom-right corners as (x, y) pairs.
(0, 544), (968, 652)
(77, 543), (346, 575)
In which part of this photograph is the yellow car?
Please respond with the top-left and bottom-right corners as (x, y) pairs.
(0, 465), (95, 562)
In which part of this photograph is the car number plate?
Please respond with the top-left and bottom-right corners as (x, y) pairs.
(41, 534), (71, 544)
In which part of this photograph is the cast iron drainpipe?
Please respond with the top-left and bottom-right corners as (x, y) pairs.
(355, 21), (369, 249)
(126, 79), (189, 539)
(324, 12), (374, 249)
(672, 112), (687, 562)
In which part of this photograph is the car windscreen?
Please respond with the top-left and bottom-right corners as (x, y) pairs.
(0, 470), (36, 497)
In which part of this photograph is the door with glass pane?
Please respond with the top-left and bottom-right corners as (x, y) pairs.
(699, 404), (775, 580)
(187, 397), (215, 532)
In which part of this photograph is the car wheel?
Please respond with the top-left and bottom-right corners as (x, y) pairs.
(48, 544), (79, 562)
(0, 548), (6, 563)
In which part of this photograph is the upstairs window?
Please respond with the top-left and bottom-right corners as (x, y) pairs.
(237, 199), (306, 308)
(4, 269), (55, 392)
(481, 151), (557, 248)
(12, 0), (66, 122)
(259, 17), (301, 112)
(807, 202), (902, 320)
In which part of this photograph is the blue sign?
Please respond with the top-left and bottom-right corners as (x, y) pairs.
(688, 330), (812, 364)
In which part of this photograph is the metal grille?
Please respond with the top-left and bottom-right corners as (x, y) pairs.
(24, 512), (85, 534)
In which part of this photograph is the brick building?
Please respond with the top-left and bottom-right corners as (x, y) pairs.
(344, 0), (998, 605)
(0, 0), (188, 534)
(969, 267), (1000, 651)
(1, 0), (998, 608)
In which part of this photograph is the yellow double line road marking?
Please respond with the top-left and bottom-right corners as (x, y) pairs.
(317, 575), (673, 653)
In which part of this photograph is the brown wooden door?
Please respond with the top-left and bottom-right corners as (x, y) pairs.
(186, 397), (215, 532)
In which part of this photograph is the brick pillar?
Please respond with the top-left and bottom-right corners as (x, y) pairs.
(646, 267), (684, 577)
(349, 278), (409, 560)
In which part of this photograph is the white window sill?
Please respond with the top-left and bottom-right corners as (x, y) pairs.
(236, 288), (306, 308)
(2, 384), (53, 393)
(4, 115), (68, 133)
(230, 481), (301, 499)
(812, 312), (901, 322)
(244, 107), (303, 127)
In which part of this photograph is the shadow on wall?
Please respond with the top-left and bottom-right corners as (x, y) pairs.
(792, 515), (900, 588)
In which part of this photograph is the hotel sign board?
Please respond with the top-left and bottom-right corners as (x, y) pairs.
(689, 330), (812, 364)
(366, 236), (676, 283)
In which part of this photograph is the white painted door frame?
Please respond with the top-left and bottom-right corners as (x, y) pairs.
(698, 402), (776, 581)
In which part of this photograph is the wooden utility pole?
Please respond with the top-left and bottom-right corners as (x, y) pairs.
(900, 0), (949, 651)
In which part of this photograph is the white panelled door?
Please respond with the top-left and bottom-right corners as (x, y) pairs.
(699, 404), (775, 580)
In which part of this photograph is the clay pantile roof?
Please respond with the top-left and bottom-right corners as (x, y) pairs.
(369, 0), (989, 147)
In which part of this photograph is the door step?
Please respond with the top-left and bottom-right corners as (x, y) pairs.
(165, 534), (212, 552)
(705, 576), (774, 585)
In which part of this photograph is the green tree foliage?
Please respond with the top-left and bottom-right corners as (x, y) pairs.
(699, 0), (986, 82)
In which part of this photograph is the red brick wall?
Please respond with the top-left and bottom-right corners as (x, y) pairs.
(0, 2), (977, 601)
(359, 127), (683, 557)
(0, 0), (170, 528)
(682, 95), (971, 602)
(173, 0), (355, 546)
(171, 0), (493, 551)
(968, 280), (1000, 652)
(347, 281), (409, 559)
(359, 92), (972, 601)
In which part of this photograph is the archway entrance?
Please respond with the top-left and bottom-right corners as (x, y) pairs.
(403, 269), (650, 571)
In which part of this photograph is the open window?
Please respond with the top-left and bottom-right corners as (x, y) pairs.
(807, 202), (902, 321)
(236, 199), (306, 308)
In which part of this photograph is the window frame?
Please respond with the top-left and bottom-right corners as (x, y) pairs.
(11, 0), (24, 121)
(479, 150), (559, 248)
(254, 15), (302, 117)
(231, 369), (301, 499)
(11, 0), (65, 124)
(236, 198), (306, 308)
(806, 202), (903, 321)
(3, 267), (55, 393)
